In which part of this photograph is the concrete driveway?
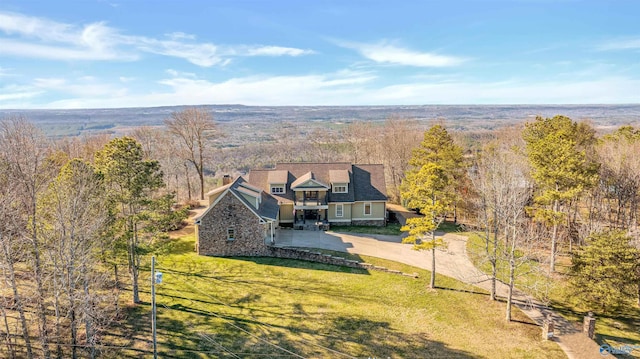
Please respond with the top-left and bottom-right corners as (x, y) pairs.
(274, 229), (488, 285)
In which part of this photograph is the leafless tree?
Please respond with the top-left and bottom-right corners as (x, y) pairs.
(0, 117), (54, 358)
(0, 158), (32, 359)
(380, 117), (422, 203)
(39, 159), (111, 359)
(165, 107), (219, 200)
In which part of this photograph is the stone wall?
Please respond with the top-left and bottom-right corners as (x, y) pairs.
(197, 192), (270, 257)
(351, 219), (386, 226)
(267, 247), (418, 278)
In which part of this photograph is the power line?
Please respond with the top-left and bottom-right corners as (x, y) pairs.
(176, 279), (307, 359)
(197, 331), (242, 359)
(1, 341), (303, 357)
(171, 273), (357, 359)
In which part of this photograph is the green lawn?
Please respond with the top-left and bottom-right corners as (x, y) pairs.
(104, 234), (565, 358)
(465, 232), (640, 355)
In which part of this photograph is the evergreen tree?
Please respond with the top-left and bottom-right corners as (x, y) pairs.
(95, 137), (164, 304)
(522, 115), (598, 273)
(570, 230), (639, 313)
(401, 124), (465, 289)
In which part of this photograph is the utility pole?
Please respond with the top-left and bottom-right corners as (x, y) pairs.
(151, 256), (157, 359)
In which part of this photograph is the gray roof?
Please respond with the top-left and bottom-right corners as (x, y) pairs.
(267, 170), (288, 184)
(197, 176), (279, 222)
(290, 171), (329, 189)
(329, 169), (351, 183)
(247, 163), (387, 204)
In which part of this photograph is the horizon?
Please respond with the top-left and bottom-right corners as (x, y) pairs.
(1, 1), (640, 109)
(3, 103), (640, 112)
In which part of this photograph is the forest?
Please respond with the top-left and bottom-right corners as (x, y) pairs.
(1, 108), (639, 358)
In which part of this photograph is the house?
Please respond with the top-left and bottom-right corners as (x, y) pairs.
(195, 163), (387, 256)
(247, 163), (387, 228)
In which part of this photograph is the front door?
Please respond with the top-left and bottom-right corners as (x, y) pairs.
(304, 209), (318, 221)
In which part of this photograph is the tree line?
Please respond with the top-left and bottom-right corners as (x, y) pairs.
(2, 107), (639, 356)
(0, 118), (189, 358)
(401, 116), (640, 320)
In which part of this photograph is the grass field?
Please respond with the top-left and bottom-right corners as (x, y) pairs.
(465, 231), (640, 356)
(103, 234), (565, 358)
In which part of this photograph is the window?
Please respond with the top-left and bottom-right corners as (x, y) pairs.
(271, 185), (285, 194)
(332, 184), (347, 193)
(336, 204), (343, 217)
(364, 202), (372, 216)
(227, 228), (235, 241)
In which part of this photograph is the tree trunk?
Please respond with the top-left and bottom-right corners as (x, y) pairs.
(130, 228), (140, 304)
(197, 140), (206, 200)
(430, 231), (436, 289)
(198, 167), (205, 200)
(184, 163), (192, 200)
(506, 258), (515, 322)
(491, 206), (498, 301)
(550, 199), (559, 274)
(83, 264), (96, 359)
(53, 267), (63, 359)
(30, 230), (51, 359)
(113, 263), (120, 289)
(1, 238), (32, 358)
(1, 299), (16, 359)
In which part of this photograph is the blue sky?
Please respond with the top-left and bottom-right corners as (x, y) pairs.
(0, 0), (639, 109)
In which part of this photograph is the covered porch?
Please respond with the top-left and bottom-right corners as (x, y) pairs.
(293, 208), (330, 230)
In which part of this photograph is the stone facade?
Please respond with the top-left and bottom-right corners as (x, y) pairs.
(351, 219), (386, 226)
(265, 247), (418, 278)
(197, 192), (270, 257)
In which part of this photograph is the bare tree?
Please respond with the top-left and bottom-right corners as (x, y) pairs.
(381, 117), (422, 203)
(0, 158), (32, 359)
(39, 159), (110, 359)
(468, 126), (540, 321)
(1, 117), (54, 358)
(165, 107), (219, 200)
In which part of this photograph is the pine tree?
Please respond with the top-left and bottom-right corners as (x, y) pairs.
(95, 137), (164, 304)
(522, 115), (598, 273)
(570, 230), (639, 313)
(401, 124), (465, 289)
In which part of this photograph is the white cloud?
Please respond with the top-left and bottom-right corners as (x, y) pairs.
(598, 37), (640, 51)
(241, 46), (315, 57)
(0, 11), (314, 66)
(366, 77), (640, 104)
(32, 76), (128, 97)
(340, 40), (466, 67)
(0, 84), (42, 103)
(4, 69), (637, 110)
(0, 66), (13, 77)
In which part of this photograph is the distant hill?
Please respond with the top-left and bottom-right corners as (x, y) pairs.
(1, 104), (639, 138)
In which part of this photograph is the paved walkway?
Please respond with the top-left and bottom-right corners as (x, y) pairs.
(274, 229), (603, 359)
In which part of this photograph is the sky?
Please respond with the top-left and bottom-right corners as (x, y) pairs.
(0, 0), (639, 109)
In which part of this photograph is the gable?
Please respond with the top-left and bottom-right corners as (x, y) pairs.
(290, 171), (329, 190)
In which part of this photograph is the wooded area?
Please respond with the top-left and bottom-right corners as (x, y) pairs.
(1, 108), (639, 357)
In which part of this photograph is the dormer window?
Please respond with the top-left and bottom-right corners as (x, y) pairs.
(332, 183), (348, 193)
(271, 185), (285, 194)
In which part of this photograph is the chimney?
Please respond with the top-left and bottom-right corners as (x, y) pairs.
(222, 174), (232, 185)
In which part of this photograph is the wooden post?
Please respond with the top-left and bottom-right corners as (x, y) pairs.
(151, 256), (157, 359)
(583, 312), (596, 339)
(542, 314), (554, 340)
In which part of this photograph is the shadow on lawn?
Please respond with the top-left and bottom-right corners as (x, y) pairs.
(111, 302), (479, 358)
(103, 268), (492, 359)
